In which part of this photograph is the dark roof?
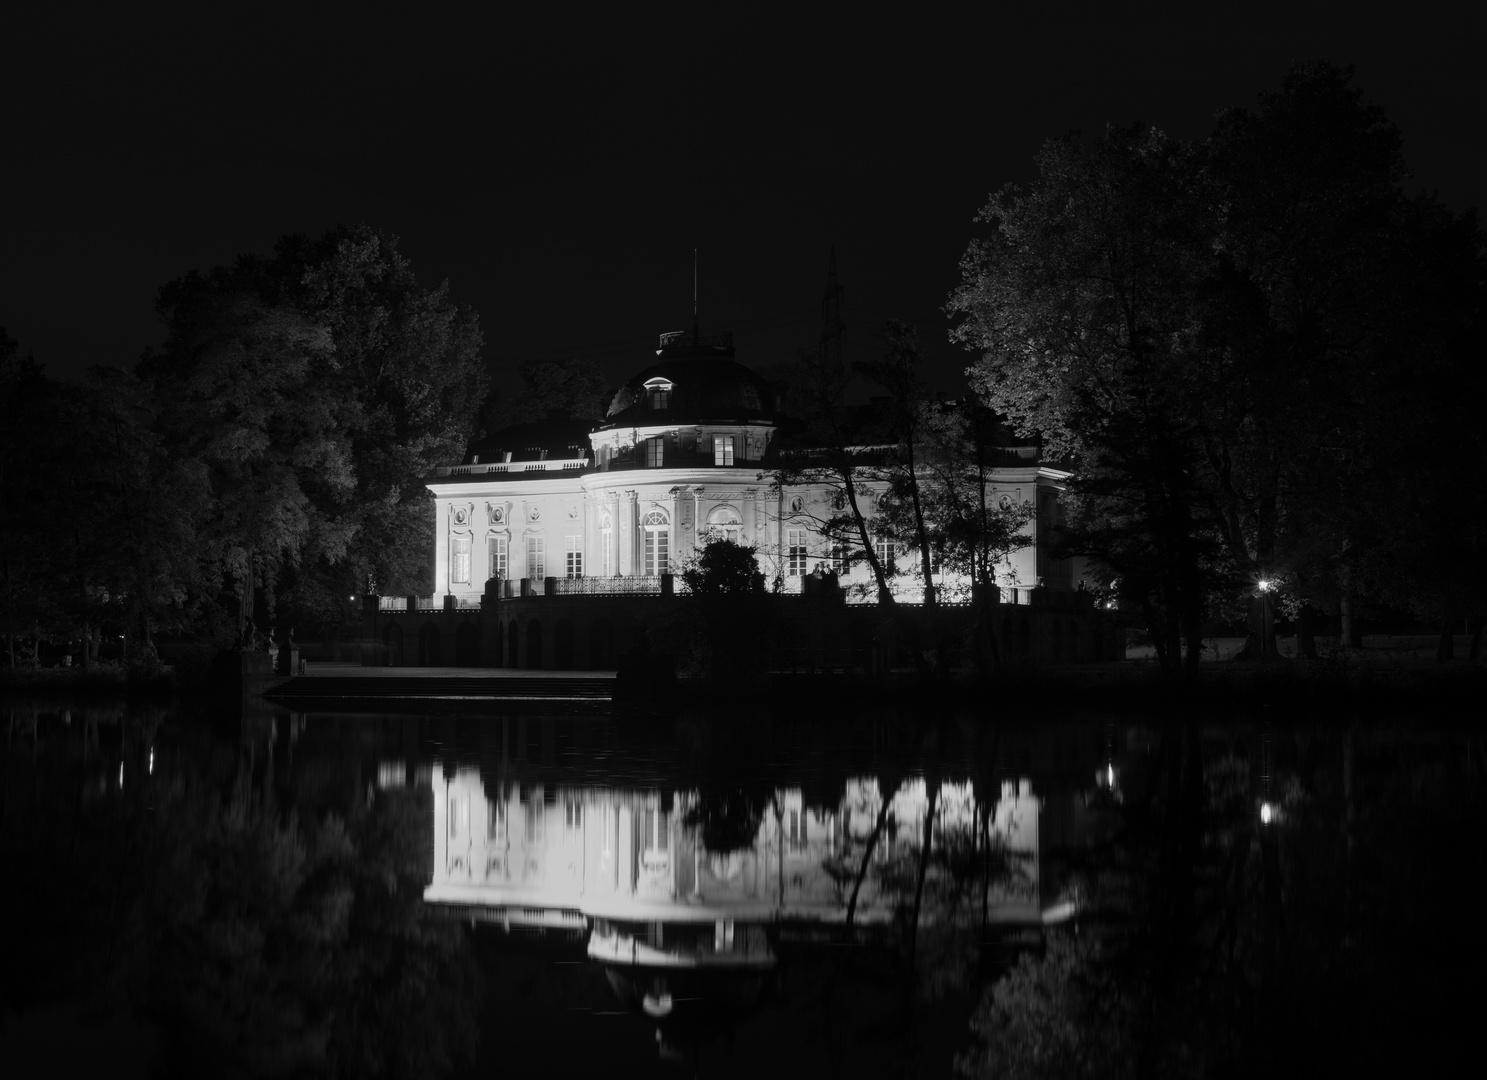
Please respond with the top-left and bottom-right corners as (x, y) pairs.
(599, 357), (779, 428)
(462, 419), (593, 465)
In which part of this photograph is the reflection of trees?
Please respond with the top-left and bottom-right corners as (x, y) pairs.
(682, 783), (770, 856)
(0, 704), (482, 1078)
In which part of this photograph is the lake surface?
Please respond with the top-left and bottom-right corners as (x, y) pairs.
(2, 694), (1481, 1077)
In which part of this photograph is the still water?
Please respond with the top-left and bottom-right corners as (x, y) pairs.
(2, 696), (1481, 1078)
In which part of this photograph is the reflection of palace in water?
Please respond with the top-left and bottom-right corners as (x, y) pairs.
(425, 763), (1055, 977)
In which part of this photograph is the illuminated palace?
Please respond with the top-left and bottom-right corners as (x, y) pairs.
(429, 326), (1073, 603)
(364, 317), (1115, 669)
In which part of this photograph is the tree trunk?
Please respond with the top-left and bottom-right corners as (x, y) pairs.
(906, 779), (940, 985)
(1340, 590), (1363, 649)
(1296, 602), (1318, 660)
(846, 775), (902, 925)
(1436, 617), (1455, 663)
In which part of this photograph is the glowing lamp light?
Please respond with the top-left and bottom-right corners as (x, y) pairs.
(1256, 578), (1275, 593)
(1260, 801), (1274, 825)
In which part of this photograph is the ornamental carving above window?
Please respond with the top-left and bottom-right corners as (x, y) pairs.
(788, 495), (805, 513)
(998, 494), (1015, 511)
(642, 510), (669, 526)
(453, 507), (468, 526)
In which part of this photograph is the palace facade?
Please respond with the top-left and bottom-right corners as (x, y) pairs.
(425, 325), (1076, 606)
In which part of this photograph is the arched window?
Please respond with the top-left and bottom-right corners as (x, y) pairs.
(706, 506), (742, 545)
(642, 509), (670, 576)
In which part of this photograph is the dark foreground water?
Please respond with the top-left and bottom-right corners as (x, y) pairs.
(1, 695), (1482, 1079)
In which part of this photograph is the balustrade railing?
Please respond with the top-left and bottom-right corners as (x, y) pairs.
(550, 575), (664, 596)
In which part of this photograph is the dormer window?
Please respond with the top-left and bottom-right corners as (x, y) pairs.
(645, 378), (673, 409)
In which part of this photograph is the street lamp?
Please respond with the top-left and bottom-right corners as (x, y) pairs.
(1255, 577), (1276, 658)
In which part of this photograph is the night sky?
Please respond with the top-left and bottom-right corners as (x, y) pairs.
(5, 6), (1484, 400)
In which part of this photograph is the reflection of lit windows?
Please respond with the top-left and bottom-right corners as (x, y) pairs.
(787, 808), (807, 851)
(487, 798), (507, 841)
(565, 799), (583, 831)
(787, 528), (807, 576)
(714, 920), (735, 952)
(713, 435), (735, 466)
(450, 535), (471, 584)
(646, 437), (665, 467)
(525, 795), (544, 843)
(489, 536), (507, 580)
(448, 795), (468, 839)
(565, 535), (582, 578)
(641, 806), (670, 867)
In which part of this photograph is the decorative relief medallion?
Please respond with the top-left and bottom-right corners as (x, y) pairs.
(998, 494), (1015, 511)
(453, 507), (468, 526)
(568, 505), (579, 519)
(529, 506), (541, 522)
(789, 495), (805, 513)
(490, 504), (505, 524)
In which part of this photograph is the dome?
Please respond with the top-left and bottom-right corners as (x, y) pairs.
(599, 329), (779, 428)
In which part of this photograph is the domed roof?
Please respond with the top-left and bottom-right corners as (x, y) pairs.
(598, 329), (779, 428)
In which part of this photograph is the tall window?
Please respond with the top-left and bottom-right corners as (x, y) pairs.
(874, 533), (896, 573)
(707, 506), (741, 544)
(787, 528), (808, 576)
(645, 436), (665, 467)
(526, 535), (546, 580)
(489, 536), (508, 581)
(600, 511), (614, 575)
(828, 542), (849, 575)
(642, 510), (669, 576)
(450, 535), (471, 584)
(713, 434), (735, 466)
(565, 535), (582, 578)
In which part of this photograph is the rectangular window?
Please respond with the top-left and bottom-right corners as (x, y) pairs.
(874, 533), (895, 573)
(829, 542), (849, 575)
(650, 386), (670, 409)
(489, 536), (508, 581)
(787, 528), (808, 576)
(526, 535), (546, 580)
(565, 535), (582, 578)
(646, 436), (665, 467)
(713, 435), (735, 466)
(450, 535), (471, 584)
(601, 527), (613, 576)
(644, 528), (669, 576)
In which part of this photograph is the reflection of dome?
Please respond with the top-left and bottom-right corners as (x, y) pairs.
(599, 329), (779, 427)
